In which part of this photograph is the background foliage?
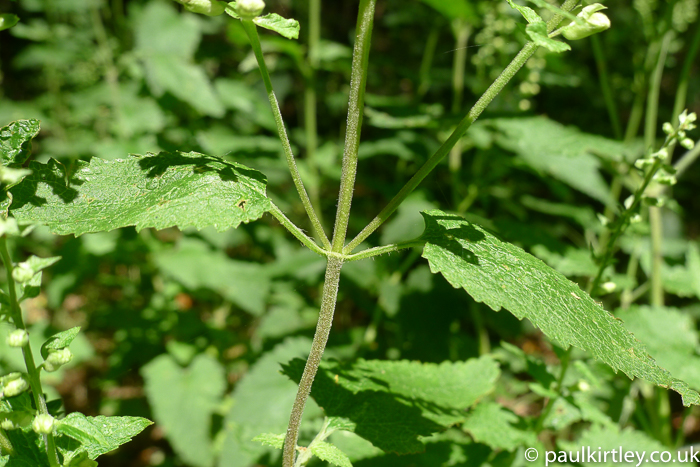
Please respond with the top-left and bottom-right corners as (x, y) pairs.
(1, 0), (700, 465)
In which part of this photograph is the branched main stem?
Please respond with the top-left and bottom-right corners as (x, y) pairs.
(281, 1), (377, 465)
(0, 238), (60, 467)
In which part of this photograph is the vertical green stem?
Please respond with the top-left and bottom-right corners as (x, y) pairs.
(241, 20), (331, 250)
(649, 206), (664, 306)
(0, 239), (60, 467)
(645, 31), (672, 307)
(590, 34), (622, 139)
(282, 2), (377, 464)
(449, 21), (471, 208)
(304, 0), (323, 224)
(417, 28), (440, 98)
(671, 24), (700, 129)
(282, 257), (343, 467)
(330, 0), (377, 253)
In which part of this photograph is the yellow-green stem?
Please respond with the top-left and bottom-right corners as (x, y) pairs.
(0, 238), (60, 467)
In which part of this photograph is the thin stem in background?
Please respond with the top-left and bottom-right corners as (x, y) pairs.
(0, 238), (60, 467)
(241, 20), (331, 250)
(645, 30), (673, 307)
(671, 25), (700, 132)
(344, 0), (579, 254)
(304, 0), (323, 225)
(449, 21), (471, 208)
(590, 34), (622, 140)
(330, 0), (377, 254)
(417, 28), (440, 98)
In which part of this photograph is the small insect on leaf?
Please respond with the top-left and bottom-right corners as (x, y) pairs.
(237, 199), (248, 210)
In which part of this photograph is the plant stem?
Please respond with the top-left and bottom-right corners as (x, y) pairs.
(0, 238), (60, 467)
(589, 157), (665, 294)
(644, 31), (673, 151)
(330, 0), (377, 254)
(268, 203), (327, 257)
(449, 21), (471, 208)
(345, 241), (424, 262)
(417, 28), (440, 98)
(671, 24), (700, 132)
(282, 2), (377, 464)
(344, 0), (578, 254)
(304, 0), (323, 225)
(649, 206), (664, 306)
(535, 347), (571, 432)
(590, 34), (622, 139)
(673, 141), (700, 179)
(282, 257), (343, 467)
(241, 20), (331, 250)
(645, 30), (672, 307)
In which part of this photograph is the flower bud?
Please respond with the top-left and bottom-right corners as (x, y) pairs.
(561, 4), (611, 41)
(634, 158), (654, 170)
(601, 282), (617, 293)
(236, 0), (265, 19)
(630, 214), (643, 224)
(654, 173), (677, 186)
(43, 348), (73, 372)
(12, 262), (35, 284)
(32, 414), (55, 435)
(624, 195), (635, 210)
(1, 418), (17, 430)
(176, 0), (226, 16)
(597, 213), (609, 226)
(680, 138), (695, 150)
(3, 374), (29, 397)
(652, 148), (668, 162)
(662, 122), (674, 135)
(6, 329), (29, 348)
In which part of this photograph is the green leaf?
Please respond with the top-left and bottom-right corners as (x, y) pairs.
(310, 441), (354, 467)
(41, 326), (80, 359)
(526, 22), (571, 53)
(142, 55), (225, 117)
(462, 402), (537, 451)
(0, 14), (20, 31)
(616, 306), (700, 389)
(56, 413), (110, 447)
(0, 119), (40, 167)
(153, 237), (271, 316)
(526, 0), (583, 24)
(281, 356), (500, 454)
(225, 6), (300, 39)
(142, 354), (226, 467)
(4, 428), (50, 466)
(8, 152), (271, 236)
(419, 210), (700, 406)
(488, 117), (634, 205)
(72, 415), (152, 459)
(251, 433), (285, 449)
(253, 13), (300, 40)
(505, 0), (542, 24)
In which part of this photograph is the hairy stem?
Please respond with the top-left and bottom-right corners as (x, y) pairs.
(345, 241), (425, 262)
(282, 2), (377, 464)
(0, 239), (60, 467)
(241, 20), (331, 250)
(330, 0), (377, 253)
(344, 0), (579, 253)
(282, 257), (343, 467)
(269, 203), (327, 257)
